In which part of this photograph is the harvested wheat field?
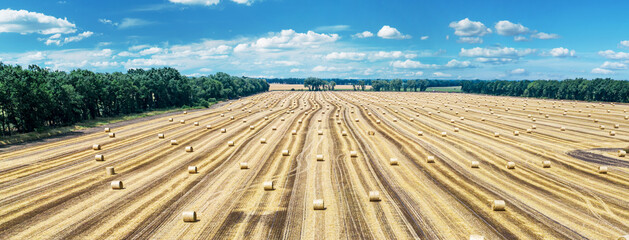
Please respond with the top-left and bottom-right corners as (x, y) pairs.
(269, 83), (371, 91)
(2, 91), (629, 240)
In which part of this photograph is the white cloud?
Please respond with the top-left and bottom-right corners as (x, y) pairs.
(274, 60), (300, 66)
(449, 18), (491, 37)
(510, 68), (527, 75)
(377, 25), (411, 39)
(325, 52), (367, 60)
(457, 37), (483, 44)
(531, 32), (560, 39)
(495, 20), (529, 36)
(444, 59), (472, 68)
(118, 18), (152, 29)
(0, 9), (76, 35)
(390, 59), (436, 69)
(314, 25), (350, 32)
(352, 31), (373, 38)
(548, 47), (575, 57)
(99, 18), (118, 26)
(234, 29), (339, 52)
(199, 67), (212, 72)
(168, 0), (255, 5)
(43, 31), (93, 46)
(139, 47), (163, 55)
(475, 57), (516, 64)
(433, 72), (452, 77)
(460, 47), (536, 58)
(514, 36), (528, 42)
(420, 36), (429, 40)
(591, 68), (613, 74)
(312, 65), (353, 72)
(290, 68), (301, 73)
(370, 51), (416, 60)
(598, 50), (629, 60)
(600, 61), (627, 70)
(620, 40), (629, 48)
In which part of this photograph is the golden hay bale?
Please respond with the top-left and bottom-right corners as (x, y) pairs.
(272, 126), (277, 130)
(506, 162), (516, 169)
(481, 118), (486, 121)
(171, 140), (178, 145)
(316, 154), (324, 161)
(291, 130), (297, 135)
(282, 150), (290, 156)
(342, 131), (348, 136)
(460, 117), (465, 120)
(426, 156), (435, 163)
(450, 119), (455, 123)
(441, 132), (447, 137)
(313, 199), (325, 210)
(560, 126), (566, 131)
(298, 119), (303, 124)
(180, 120), (186, 124)
(263, 181), (275, 191)
(336, 120), (342, 124)
(183, 211), (197, 222)
(531, 125), (537, 129)
(355, 119), (360, 122)
(469, 235), (485, 240)
(249, 125), (255, 130)
(186, 146), (194, 152)
(625, 115), (629, 120)
(281, 117), (285, 121)
(317, 130), (323, 135)
(390, 158), (399, 165)
(220, 114), (224, 117)
(230, 116), (235, 120)
(594, 119), (599, 123)
(600, 125), (606, 130)
(228, 108), (232, 111)
(205, 125), (212, 130)
(111, 181), (123, 190)
(335, 113), (339, 117)
(188, 166), (198, 174)
(513, 131), (519, 136)
(183, 111), (187, 115)
(260, 138), (267, 144)
(194, 122), (199, 126)
(243, 119), (248, 123)
(532, 118), (536, 122)
(610, 131), (616, 136)
(106, 167), (115, 175)
(169, 118), (174, 122)
(109, 133), (116, 138)
(221, 128), (227, 133)
(417, 131), (423, 136)
(614, 124), (620, 128)
(492, 200), (506, 211)
(494, 132), (500, 137)
(93, 144), (101, 150)
(598, 166), (608, 174)
(95, 155), (105, 161)
(369, 191), (381, 202)
(542, 161), (551, 168)
(350, 151), (358, 157)
(393, 118), (398, 122)
(526, 129), (532, 133)
(104, 128), (111, 132)
(367, 130), (375, 136)
(471, 161), (480, 168)
(228, 141), (235, 146)
(545, 114), (549, 118)
(454, 127), (459, 132)
(240, 162), (249, 169)
(158, 133), (165, 139)
(618, 150), (626, 157)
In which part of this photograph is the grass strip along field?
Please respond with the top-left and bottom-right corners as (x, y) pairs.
(1, 91), (628, 239)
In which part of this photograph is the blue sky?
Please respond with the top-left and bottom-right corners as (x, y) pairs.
(1, 0), (628, 79)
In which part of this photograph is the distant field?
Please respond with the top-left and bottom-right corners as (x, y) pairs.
(269, 83), (371, 91)
(426, 86), (462, 92)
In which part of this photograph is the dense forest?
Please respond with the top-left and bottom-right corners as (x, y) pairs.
(0, 63), (269, 136)
(301, 78), (460, 91)
(461, 78), (629, 103)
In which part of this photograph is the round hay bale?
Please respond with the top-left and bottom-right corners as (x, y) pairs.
(426, 156), (435, 163)
(625, 115), (629, 120)
(106, 167), (115, 175)
(188, 166), (198, 173)
(526, 129), (532, 133)
(180, 120), (186, 124)
(104, 128), (111, 132)
(93, 144), (101, 150)
(171, 140), (178, 145)
(109, 133), (116, 138)
(313, 199), (325, 210)
(506, 162), (516, 169)
(376, 120), (381, 124)
(240, 162), (249, 169)
(342, 131), (348, 136)
(355, 119), (360, 122)
(560, 126), (566, 131)
(532, 118), (536, 122)
(417, 131), (423, 136)
(186, 146), (194, 152)
(111, 181), (123, 190)
(298, 119), (303, 124)
(350, 151), (358, 157)
(281, 117), (285, 121)
(614, 124), (620, 128)
(316, 154), (324, 161)
(450, 119), (455, 123)
(183, 211), (197, 222)
(393, 118), (398, 122)
(369, 191), (381, 202)
(243, 119), (248, 123)
(531, 125), (536, 129)
(264, 116), (268, 120)
(282, 150), (290, 156)
(441, 132), (447, 137)
(95, 155), (105, 161)
(598, 166), (608, 174)
(454, 127), (459, 132)
(263, 181), (275, 191)
(158, 133), (165, 139)
(220, 114), (224, 117)
(494, 132), (500, 137)
(221, 128), (227, 133)
(206, 125), (212, 129)
(249, 125), (255, 130)
(471, 161), (480, 168)
(272, 126), (277, 130)
(337, 120), (341, 124)
(610, 131), (616, 136)
(594, 119), (599, 123)
(390, 158), (399, 165)
(618, 150), (626, 157)
(194, 122), (199, 126)
(513, 131), (520, 136)
(260, 138), (267, 144)
(169, 118), (174, 122)
(367, 130), (375, 136)
(469, 235), (485, 240)
(230, 116), (234, 120)
(492, 200), (505, 211)
(542, 160), (551, 168)
(228, 141), (235, 146)
(318, 130), (323, 135)
(600, 125), (606, 130)
(291, 130), (297, 135)
(183, 111), (187, 115)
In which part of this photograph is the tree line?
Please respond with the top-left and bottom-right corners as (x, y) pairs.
(301, 78), (459, 91)
(0, 63), (269, 136)
(461, 78), (629, 102)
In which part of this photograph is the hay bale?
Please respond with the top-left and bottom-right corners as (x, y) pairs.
(240, 162), (249, 169)
(260, 138), (267, 144)
(158, 133), (165, 139)
(315, 154), (325, 161)
(614, 124), (620, 128)
(526, 129), (532, 133)
(228, 141), (235, 146)
(426, 156), (435, 163)
(337, 120), (341, 124)
(264, 116), (269, 120)
(298, 119), (303, 124)
(180, 120), (186, 124)
(610, 131), (616, 136)
(342, 131), (348, 136)
(250, 125), (255, 130)
(598, 166), (608, 174)
(272, 126), (277, 130)
(367, 130), (375, 135)
(560, 126), (566, 131)
(542, 160), (551, 168)
(243, 119), (248, 123)
(281, 117), (285, 121)
(417, 131), (423, 136)
(186, 146), (194, 152)
(95, 155), (105, 161)
(454, 127), (459, 132)
(183, 211), (197, 222)
(169, 118), (174, 122)
(183, 111), (187, 115)
(318, 130), (323, 135)
(220, 114), (224, 117)
(390, 158), (399, 165)
(618, 150), (626, 157)
(313, 199), (325, 210)
(171, 140), (178, 145)
(282, 150), (290, 156)
(291, 130), (297, 135)
(469, 235), (485, 240)
(494, 132), (500, 137)
(109, 133), (116, 138)
(93, 144), (101, 150)
(376, 120), (381, 124)
(450, 119), (455, 123)
(111, 181), (123, 190)
(531, 125), (537, 129)
(194, 122), (199, 126)
(369, 191), (381, 202)
(393, 118), (398, 122)
(350, 151), (358, 157)
(106, 167), (115, 175)
(513, 130), (520, 136)
(230, 116), (234, 120)
(221, 128), (227, 133)
(600, 125), (606, 130)
(481, 118), (486, 121)
(506, 162), (516, 169)
(263, 181), (275, 191)
(492, 200), (505, 211)
(471, 161), (480, 168)
(188, 166), (198, 173)
(104, 128), (111, 132)
(206, 125), (212, 129)
(441, 132), (447, 137)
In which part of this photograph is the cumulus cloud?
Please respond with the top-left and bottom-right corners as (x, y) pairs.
(474, 57), (516, 64)
(390, 59), (436, 69)
(591, 68), (613, 74)
(370, 51), (416, 60)
(352, 31), (373, 38)
(514, 36), (528, 42)
(433, 72), (452, 77)
(377, 25), (411, 39)
(420, 36), (429, 40)
(312, 65), (353, 72)
(598, 50), (629, 60)
(457, 37), (483, 44)
(43, 31), (93, 46)
(460, 47), (536, 58)
(548, 47), (575, 57)
(620, 40), (629, 48)
(234, 29), (339, 52)
(99, 18), (118, 26)
(495, 20), (529, 36)
(274, 60), (300, 66)
(0, 9), (76, 35)
(325, 52), (367, 60)
(510, 68), (527, 75)
(600, 61), (627, 70)
(444, 59), (473, 68)
(531, 32), (560, 39)
(118, 18), (153, 29)
(449, 18), (491, 37)
(139, 47), (163, 55)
